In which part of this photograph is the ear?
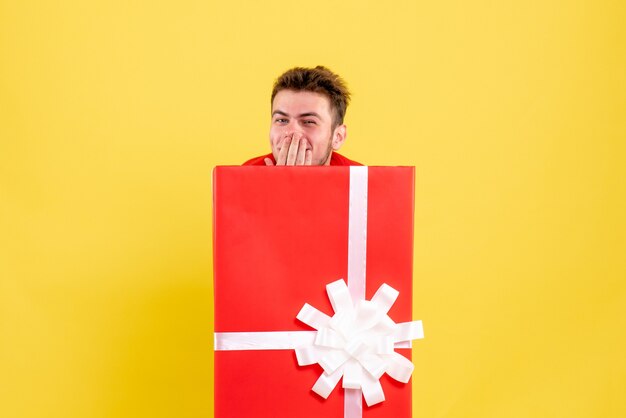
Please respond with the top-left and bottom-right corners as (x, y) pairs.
(331, 124), (347, 151)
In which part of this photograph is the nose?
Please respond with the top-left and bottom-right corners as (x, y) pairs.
(282, 120), (305, 137)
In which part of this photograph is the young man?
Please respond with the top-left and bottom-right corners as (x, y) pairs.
(243, 66), (361, 166)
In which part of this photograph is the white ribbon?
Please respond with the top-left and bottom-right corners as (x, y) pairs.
(214, 331), (316, 350)
(213, 166), (424, 417)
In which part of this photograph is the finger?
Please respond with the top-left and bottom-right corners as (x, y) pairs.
(304, 149), (312, 165)
(296, 137), (307, 165)
(276, 136), (291, 165)
(286, 136), (300, 165)
(264, 158), (274, 166)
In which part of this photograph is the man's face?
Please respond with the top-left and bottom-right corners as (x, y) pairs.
(270, 89), (346, 166)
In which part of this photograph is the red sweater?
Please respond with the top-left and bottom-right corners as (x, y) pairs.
(243, 152), (362, 166)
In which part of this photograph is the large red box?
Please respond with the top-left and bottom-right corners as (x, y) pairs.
(213, 166), (416, 418)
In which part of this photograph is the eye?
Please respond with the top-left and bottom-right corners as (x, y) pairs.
(274, 118), (288, 124)
(303, 120), (317, 125)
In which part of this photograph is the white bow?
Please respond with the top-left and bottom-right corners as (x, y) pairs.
(295, 279), (424, 406)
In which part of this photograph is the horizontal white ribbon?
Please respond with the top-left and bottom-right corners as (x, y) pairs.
(214, 331), (316, 350)
(214, 332), (413, 351)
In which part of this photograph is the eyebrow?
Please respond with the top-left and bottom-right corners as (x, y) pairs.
(299, 112), (321, 119)
(272, 110), (322, 119)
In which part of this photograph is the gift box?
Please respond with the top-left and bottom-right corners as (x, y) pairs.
(213, 166), (422, 418)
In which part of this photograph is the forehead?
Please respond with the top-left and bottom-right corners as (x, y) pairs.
(271, 90), (332, 117)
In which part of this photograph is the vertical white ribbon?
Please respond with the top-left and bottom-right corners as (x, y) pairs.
(345, 166), (369, 418)
(347, 166), (368, 302)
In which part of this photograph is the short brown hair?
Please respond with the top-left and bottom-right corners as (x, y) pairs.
(271, 66), (351, 127)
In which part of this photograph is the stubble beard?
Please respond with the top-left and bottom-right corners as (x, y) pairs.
(318, 130), (335, 166)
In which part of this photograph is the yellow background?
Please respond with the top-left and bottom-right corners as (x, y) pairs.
(1, 0), (625, 417)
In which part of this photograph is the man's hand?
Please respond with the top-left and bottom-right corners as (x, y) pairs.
(264, 133), (313, 166)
